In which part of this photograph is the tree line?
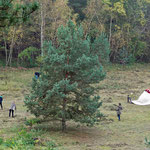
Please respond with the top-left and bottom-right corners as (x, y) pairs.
(0, 0), (150, 67)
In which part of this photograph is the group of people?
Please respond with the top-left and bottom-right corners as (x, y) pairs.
(0, 72), (39, 118)
(0, 95), (16, 118)
(0, 90), (130, 120)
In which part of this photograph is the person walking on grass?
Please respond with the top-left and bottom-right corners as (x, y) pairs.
(0, 95), (3, 110)
(116, 103), (123, 121)
(9, 101), (16, 118)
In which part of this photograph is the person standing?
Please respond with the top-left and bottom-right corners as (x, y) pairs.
(35, 72), (40, 79)
(0, 95), (3, 109)
(127, 95), (131, 103)
(9, 101), (16, 117)
(116, 103), (123, 121)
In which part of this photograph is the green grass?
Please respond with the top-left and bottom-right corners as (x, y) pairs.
(1, 64), (150, 150)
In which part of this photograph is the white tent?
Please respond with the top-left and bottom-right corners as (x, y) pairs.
(132, 89), (150, 105)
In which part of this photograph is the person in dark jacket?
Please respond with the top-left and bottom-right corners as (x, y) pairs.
(9, 101), (16, 117)
(127, 95), (131, 103)
(0, 95), (3, 109)
(116, 103), (123, 121)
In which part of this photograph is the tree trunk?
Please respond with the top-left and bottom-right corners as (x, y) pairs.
(4, 36), (8, 66)
(7, 27), (16, 66)
(62, 98), (66, 131)
(109, 14), (112, 46)
(40, 2), (45, 57)
(62, 55), (69, 131)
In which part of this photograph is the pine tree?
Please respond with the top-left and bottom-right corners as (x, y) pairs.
(24, 20), (109, 131)
(0, 0), (38, 27)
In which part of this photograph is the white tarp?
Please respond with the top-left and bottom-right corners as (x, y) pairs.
(132, 91), (150, 105)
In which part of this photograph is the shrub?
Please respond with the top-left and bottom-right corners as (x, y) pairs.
(3, 128), (46, 149)
(116, 47), (135, 64)
(46, 141), (58, 150)
(36, 55), (44, 66)
(4, 129), (35, 148)
(25, 118), (41, 127)
(145, 137), (150, 146)
(18, 47), (40, 67)
(0, 137), (3, 145)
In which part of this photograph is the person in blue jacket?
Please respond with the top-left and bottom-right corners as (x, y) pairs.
(0, 95), (3, 109)
(127, 95), (131, 103)
(35, 72), (40, 79)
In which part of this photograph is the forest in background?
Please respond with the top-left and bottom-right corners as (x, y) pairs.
(0, 0), (150, 67)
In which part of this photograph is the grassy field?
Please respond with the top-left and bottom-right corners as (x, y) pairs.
(1, 64), (150, 149)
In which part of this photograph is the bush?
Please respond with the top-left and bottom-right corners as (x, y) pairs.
(46, 141), (58, 150)
(145, 137), (150, 146)
(36, 55), (44, 66)
(0, 127), (59, 149)
(114, 47), (135, 64)
(25, 118), (41, 127)
(4, 129), (35, 149)
(0, 137), (3, 145)
(18, 47), (40, 67)
(3, 128), (46, 149)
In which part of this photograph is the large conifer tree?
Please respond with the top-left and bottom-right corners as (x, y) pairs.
(25, 20), (109, 131)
